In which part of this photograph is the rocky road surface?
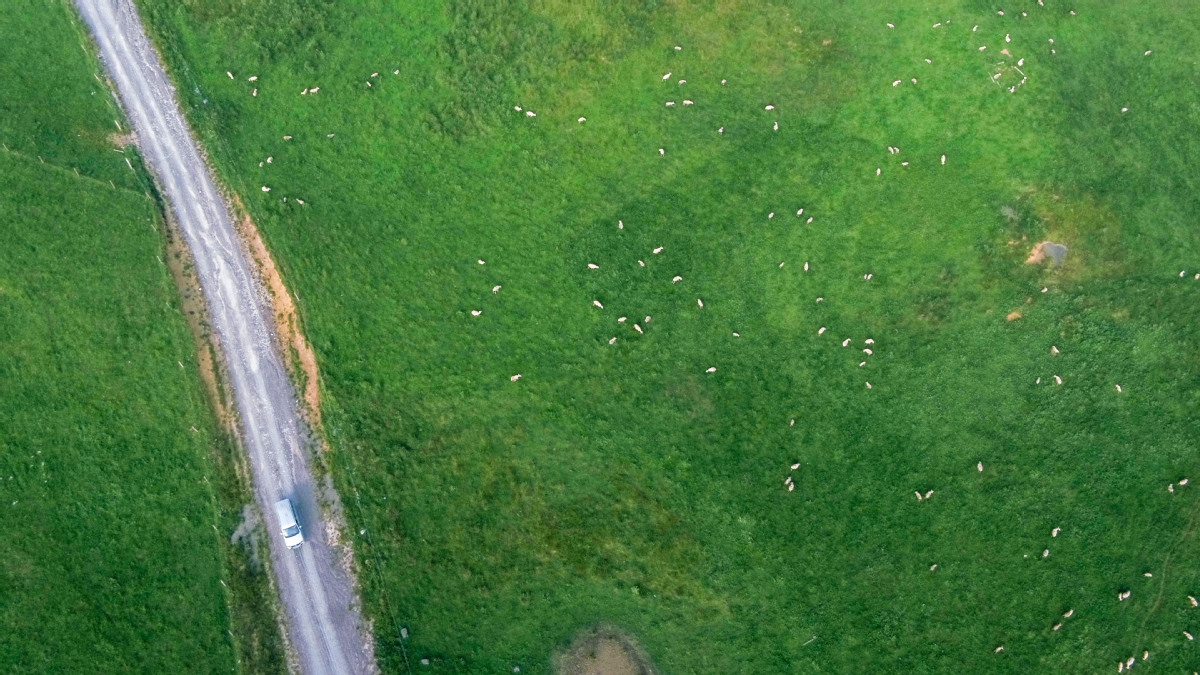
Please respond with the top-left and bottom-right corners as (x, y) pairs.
(75, 2), (373, 673)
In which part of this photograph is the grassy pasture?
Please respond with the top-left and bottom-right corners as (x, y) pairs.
(137, 0), (1200, 671)
(0, 2), (282, 672)
(0, 153), (234, 673)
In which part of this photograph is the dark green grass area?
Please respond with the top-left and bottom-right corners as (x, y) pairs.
(0, 156), (232, 672)
(138, 0), (1200, 671)
(0, 2), (138, 190)
(0, 2), (283, 673)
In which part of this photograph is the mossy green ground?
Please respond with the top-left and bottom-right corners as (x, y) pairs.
(0, 2), (282, 672)
(138, 0), (1200, 671)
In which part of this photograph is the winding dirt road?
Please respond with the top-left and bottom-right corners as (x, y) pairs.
(74, 2), (373, 673)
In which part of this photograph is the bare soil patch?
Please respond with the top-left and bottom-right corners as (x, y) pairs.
(1025, 240), (1068, 265)
(226, 196), (372, 660)
(555, 624), (656, 675)
(162, 208), (236, 433)
(230, 196), (323, 426)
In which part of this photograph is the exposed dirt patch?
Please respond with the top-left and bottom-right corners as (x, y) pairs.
(1006, 311), (1022, 321)
(1008, 190), (1125, 283)
(230, 196), (323, 426)
(555, 624), (656, 675)
(1025, 240), (1068, 265)
(159, 185), (291, 673)
(163, 207), (237, 435)
(321, 476), (358, 581)
(226, 196), (372, 660)
(109, 132), (134, 148)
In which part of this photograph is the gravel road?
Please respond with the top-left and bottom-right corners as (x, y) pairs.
(75, 2), (373, 673)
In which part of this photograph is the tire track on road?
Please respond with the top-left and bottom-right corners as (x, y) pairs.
(74, 2), (373, 673)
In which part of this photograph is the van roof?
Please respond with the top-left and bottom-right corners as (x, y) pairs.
(274, 499), (297, 527)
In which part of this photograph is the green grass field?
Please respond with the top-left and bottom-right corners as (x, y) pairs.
(137, 0), (1200, 671)
(0, 2), (283, 672)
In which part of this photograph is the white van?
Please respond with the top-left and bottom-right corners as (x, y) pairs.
(274, 498), (304, 549)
